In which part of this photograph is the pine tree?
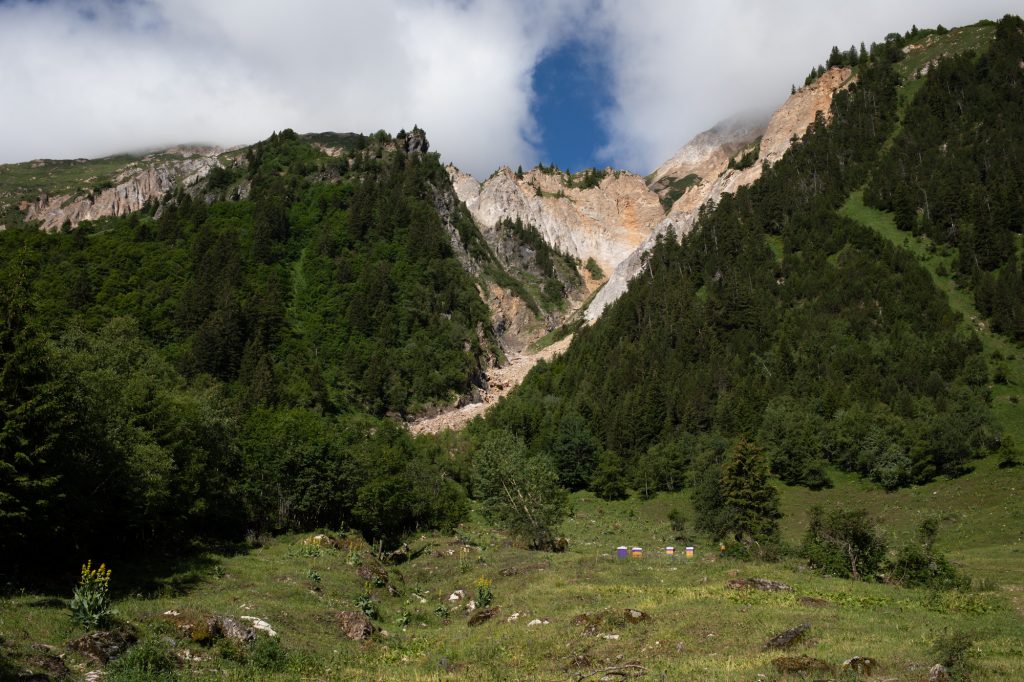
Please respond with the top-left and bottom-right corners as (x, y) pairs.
(719, 439), (780, 543)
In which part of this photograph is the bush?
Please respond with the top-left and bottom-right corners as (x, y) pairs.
(801, 506), (887, 580)
(887, 519), (970, 590)
(70, 561), (113, 628)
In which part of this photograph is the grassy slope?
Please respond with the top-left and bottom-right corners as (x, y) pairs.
(3, 461), (1023, 680)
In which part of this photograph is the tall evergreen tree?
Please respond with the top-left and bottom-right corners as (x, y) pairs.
(0, 259), (71, 554)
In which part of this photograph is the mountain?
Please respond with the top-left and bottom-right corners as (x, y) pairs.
(481, 17), (1019, 499)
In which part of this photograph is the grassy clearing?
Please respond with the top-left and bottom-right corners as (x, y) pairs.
(4, 461), (1023, 680)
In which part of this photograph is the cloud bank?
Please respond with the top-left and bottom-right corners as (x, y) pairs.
(1, 0), (1021, 177)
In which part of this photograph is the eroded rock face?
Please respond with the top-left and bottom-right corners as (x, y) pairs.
(23, 148), (226, 232)
(448, 166), (663, 278)
(586, 67), (853, 321)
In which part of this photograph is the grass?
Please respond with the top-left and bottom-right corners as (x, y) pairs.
(4, 459), (1023, 680)
(0, 154), (142, 206)
(893, 24), (997, 82)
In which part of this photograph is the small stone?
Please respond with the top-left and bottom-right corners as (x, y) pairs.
(929, 663), (950, 681)
(772, 655), (831, 674)
(468, 607), (499, 626)
(601, 634), (620, 640)
(623, 609), (650, 624)
(527, 619), (549, 626)
(764, 623), (810, 650)
(448, 590), (464, 601)
(797, 596), (830, 607)
(726, 578), (793, 592)
(843, 656), (877, 675)
(68, 627), (137, 664)
(331, 611), (376, 641)
(507, 612), (520, 622)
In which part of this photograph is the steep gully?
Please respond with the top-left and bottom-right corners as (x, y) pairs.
(409, 67), (853, 433)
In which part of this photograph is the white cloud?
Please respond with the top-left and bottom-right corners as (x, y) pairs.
(0, 0), (588, 178)
(0, 1), (1021, 177)
(594, 0), (1024, 173)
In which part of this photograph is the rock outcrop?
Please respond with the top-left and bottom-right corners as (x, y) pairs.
(22, 147), (226, 231)
(586, 67), (853, 320)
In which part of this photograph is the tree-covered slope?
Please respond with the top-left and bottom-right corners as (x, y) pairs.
(481, 20), (1016, 495)
(0, 128), (503, 576)
(865, 16), (1024, 338)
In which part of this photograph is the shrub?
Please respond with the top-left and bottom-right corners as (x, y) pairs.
(473, 430), (568, 550)
(70, 561), (113, 628)
(930, 629), (975, 676)
(801, 506), (887, 580)
(248, 636), (288, 672)
(106, 638), (176, 681)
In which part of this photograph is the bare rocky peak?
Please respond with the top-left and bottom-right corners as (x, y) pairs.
(648, 113), (768, 188)
(21, 147), (228, 232)
(586, 67), (854, 321)
(447, 164), (663, 277)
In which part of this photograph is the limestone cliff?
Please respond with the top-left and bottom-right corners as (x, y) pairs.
(586, 66), (853, 320)
(20, 147), (227, 232)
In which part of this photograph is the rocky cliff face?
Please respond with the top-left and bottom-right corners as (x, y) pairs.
(21, 147), (226, 231)
(448, 165), (664, 278)
(586, 66), (853, 320)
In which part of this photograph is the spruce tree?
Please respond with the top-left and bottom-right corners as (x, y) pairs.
(720, 439), (781, 543)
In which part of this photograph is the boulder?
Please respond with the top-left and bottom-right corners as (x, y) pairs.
(303, 533), (339, 548)
(764, 623), (810, 650)
(67, 627), (137, 664)
(467, 607), (499, 626)
(332, 611), (376, 641)
(772, 655), (831, 674)
(238, 616), (276, 638)
(216, 616), (257, 643)
(725, 578), (793, 592)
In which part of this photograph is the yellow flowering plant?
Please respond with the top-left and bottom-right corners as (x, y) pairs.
(474, 576), (493, 608)
(69, 560), (113, 628)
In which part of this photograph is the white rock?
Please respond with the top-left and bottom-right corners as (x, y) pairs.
(448, 589), (465, 601)
(239, 616), (277, 637)
(527, 619), (549, 626)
